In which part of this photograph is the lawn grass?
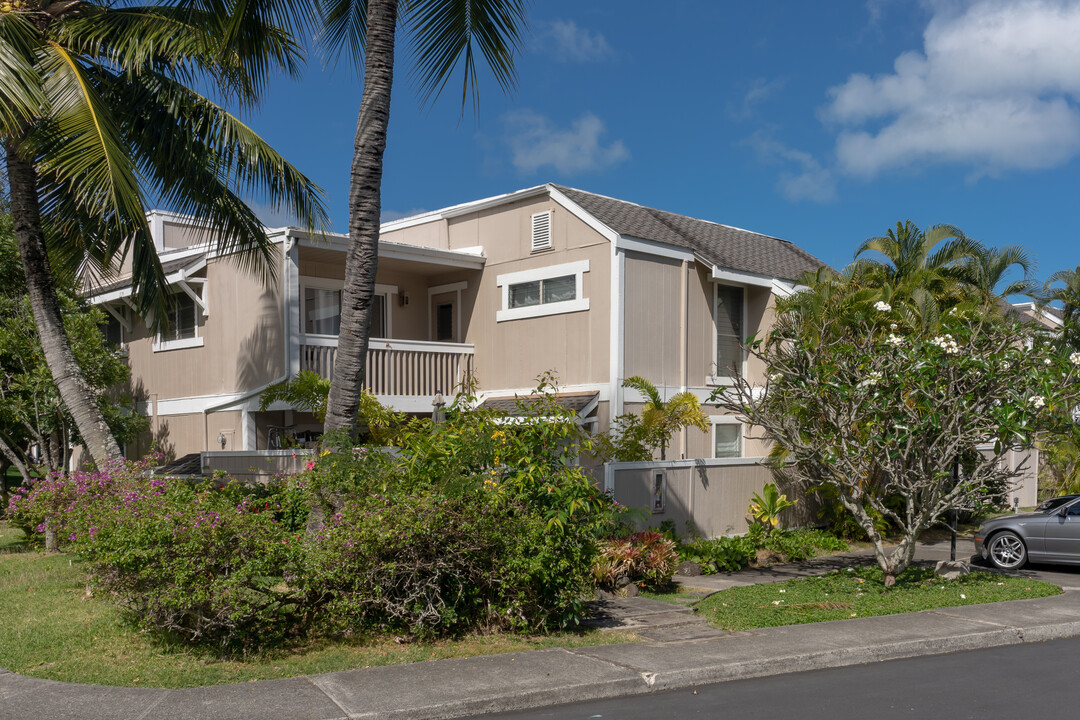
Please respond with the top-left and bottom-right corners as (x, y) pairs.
(695, 565), (1062, 631)
(0, 521), (632, 689)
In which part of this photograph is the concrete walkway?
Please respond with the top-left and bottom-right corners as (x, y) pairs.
(4, 540), (1080, 720)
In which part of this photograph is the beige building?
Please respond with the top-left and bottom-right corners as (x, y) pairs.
(87, 184), (821, 480)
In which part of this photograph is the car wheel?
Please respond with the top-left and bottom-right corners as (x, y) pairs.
(987, 531), (1027, 570)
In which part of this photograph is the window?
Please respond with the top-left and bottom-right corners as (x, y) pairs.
(304, 286), (341, 335)
(496, 260), (589, 322)
(531, 211), (552, 252)
(154, 287), (203, 351)
(99, 309), (125, 349)
(508, 274), (575, 309)
(713, 421), (742, 459)
(712, 284), (745, 382)
(370, 294), (387, 339)
(301, 280), (394, 338)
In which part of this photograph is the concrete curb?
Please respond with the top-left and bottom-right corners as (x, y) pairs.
(5, 604), (1080, 719)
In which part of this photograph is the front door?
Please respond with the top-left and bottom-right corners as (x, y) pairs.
(431, 291), (457, 343)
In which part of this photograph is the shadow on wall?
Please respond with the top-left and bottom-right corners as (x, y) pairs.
(236, 289), (285, 394)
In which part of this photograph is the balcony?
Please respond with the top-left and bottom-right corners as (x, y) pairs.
(299, 336), (474, 397)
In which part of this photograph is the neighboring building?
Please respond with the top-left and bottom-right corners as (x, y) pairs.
(86, 184), (821, 470)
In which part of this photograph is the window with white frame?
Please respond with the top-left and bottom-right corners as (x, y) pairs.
(154, 287), (203, 351)
(713, 419), (742, 459)
(301, 279), (393, 338)
(712, 284), (745, 382)
(496, 260), (589, 322)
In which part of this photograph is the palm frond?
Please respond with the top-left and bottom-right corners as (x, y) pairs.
(317, 0), (368, 71)
(0, 14), (47, 134)
(623, 375), (662, 407)
(405, 0), (528, 113)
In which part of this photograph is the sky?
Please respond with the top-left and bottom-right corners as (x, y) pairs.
(240, 0), (1080, 288)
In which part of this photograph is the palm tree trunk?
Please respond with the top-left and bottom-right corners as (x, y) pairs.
(4, 143), (122, 466)
(324, 0), (399, 434)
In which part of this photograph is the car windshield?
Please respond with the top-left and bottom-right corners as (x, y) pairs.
(1038, 496), (1080, 512)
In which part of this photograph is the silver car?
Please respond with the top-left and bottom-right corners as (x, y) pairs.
(974, 498), (1080, 570)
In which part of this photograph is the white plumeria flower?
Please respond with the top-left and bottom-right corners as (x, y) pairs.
(1070, 352), (1080, 366)
(1044, 358), (1053, 366)
(1029, 395), (1047, 409)
(889, 323), (898, 330)
(873, 301), (892, 312)
(858, 371), (884, 388)
(887, 334), (903, 346)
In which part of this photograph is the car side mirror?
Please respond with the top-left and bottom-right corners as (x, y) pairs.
(1059, 506), (1071, 517)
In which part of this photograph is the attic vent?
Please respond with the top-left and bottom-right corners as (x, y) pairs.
(531, 211), (552, 252)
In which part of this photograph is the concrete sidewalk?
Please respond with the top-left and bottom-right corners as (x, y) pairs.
(4, 541), (1080, 720)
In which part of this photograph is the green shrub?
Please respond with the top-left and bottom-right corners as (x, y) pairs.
(679, 535), (757, 573)
(8, 378), (619, 650)
(762, 528), (848, 561)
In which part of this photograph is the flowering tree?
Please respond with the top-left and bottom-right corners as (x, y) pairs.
(713, 299), (1080, 586)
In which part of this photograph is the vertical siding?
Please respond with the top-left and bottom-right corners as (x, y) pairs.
(622, 252), (683, 385)
(610, 462), (819, 538)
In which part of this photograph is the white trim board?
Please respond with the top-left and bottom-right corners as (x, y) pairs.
(606, 457), (765, 471)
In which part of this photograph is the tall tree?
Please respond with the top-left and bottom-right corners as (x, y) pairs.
(0, 1), (328, 465)
(320, 0), (529, 434)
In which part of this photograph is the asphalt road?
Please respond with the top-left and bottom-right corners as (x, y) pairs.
(482, 635), (1080, 719)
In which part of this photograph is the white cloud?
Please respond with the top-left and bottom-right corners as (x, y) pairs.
(535, 20), (614, 62)
(823, 0), (1080, 177)
(504, 111), (629, 175)
(746, 132), (837, 203)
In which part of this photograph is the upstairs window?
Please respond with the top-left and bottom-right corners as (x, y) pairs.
(712, 284), (744, 382)
(304, 287), (342, 335)
(508, 274), (575, 309)
(99, 309), (125, 349)
(497, 260), (590, 322)
(154, 288), (203, 351)
(301, 279), (394, 338)
(531, 211), (552, 252)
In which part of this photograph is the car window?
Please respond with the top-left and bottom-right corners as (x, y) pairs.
(1068, 501), (1080, 516)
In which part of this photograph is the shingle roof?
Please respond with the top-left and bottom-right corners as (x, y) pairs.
(480, 391), (598, 417)
(553, 185), (822, 282)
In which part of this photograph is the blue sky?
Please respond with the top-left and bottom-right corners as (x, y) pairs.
(242, 0), (1080, 286)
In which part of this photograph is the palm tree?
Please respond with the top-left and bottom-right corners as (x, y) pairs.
(1, 1), (328, 464)
(622, 376), (709, 461)
(854, 221), (979, 298)
(320, 0), (529, 434)
(1043, 266), (1080, 350)
(959, 244), (1036, 301)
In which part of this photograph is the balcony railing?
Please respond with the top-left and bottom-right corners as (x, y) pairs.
(299, 336), (474, 396)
